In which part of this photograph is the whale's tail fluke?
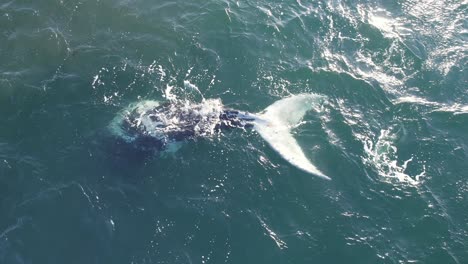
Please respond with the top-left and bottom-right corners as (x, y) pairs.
(252, 94), (330, 180)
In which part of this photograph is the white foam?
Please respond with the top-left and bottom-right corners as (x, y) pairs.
(164, 84), (177, 101)
(183, 80), (204, 99)
(436, 104), (468, 115)
(367, 9), (401, 39)
(396, 96), (468, 115)
(363, 127), (425, 186)
(396, 96), (440, 106)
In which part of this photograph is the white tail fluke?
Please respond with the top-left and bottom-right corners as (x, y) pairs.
(252, 94), (330, 180)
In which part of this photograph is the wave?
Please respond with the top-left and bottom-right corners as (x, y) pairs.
(397, 96), (468, 115)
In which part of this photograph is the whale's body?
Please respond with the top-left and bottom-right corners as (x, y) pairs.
(110, 94), (330, 180)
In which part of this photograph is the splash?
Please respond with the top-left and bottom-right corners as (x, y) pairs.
(363, 127), (425, 186)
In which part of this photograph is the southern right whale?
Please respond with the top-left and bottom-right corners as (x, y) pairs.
(109, 94), (330, 180)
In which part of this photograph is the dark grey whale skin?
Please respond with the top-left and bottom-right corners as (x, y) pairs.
(104, 104), (254, 166)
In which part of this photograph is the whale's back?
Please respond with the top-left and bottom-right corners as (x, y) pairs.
(109, 99), (225, 150)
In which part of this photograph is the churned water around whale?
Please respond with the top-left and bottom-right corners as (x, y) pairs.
(0, 0), (467, 263)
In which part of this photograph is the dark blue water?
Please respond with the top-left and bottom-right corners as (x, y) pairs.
(1, 0), (467, 263)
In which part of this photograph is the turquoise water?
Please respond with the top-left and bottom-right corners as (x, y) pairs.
(1, 0), (467, 263)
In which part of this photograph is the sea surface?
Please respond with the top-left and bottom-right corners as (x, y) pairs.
(1, 0), (467, 263)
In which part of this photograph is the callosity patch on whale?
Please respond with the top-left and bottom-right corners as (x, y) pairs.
(252, 94), (331, 180)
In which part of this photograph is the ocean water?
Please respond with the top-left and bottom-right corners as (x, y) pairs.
(0, 0), (467, 263)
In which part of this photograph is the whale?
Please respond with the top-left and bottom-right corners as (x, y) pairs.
(109, 94), (330, 180)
